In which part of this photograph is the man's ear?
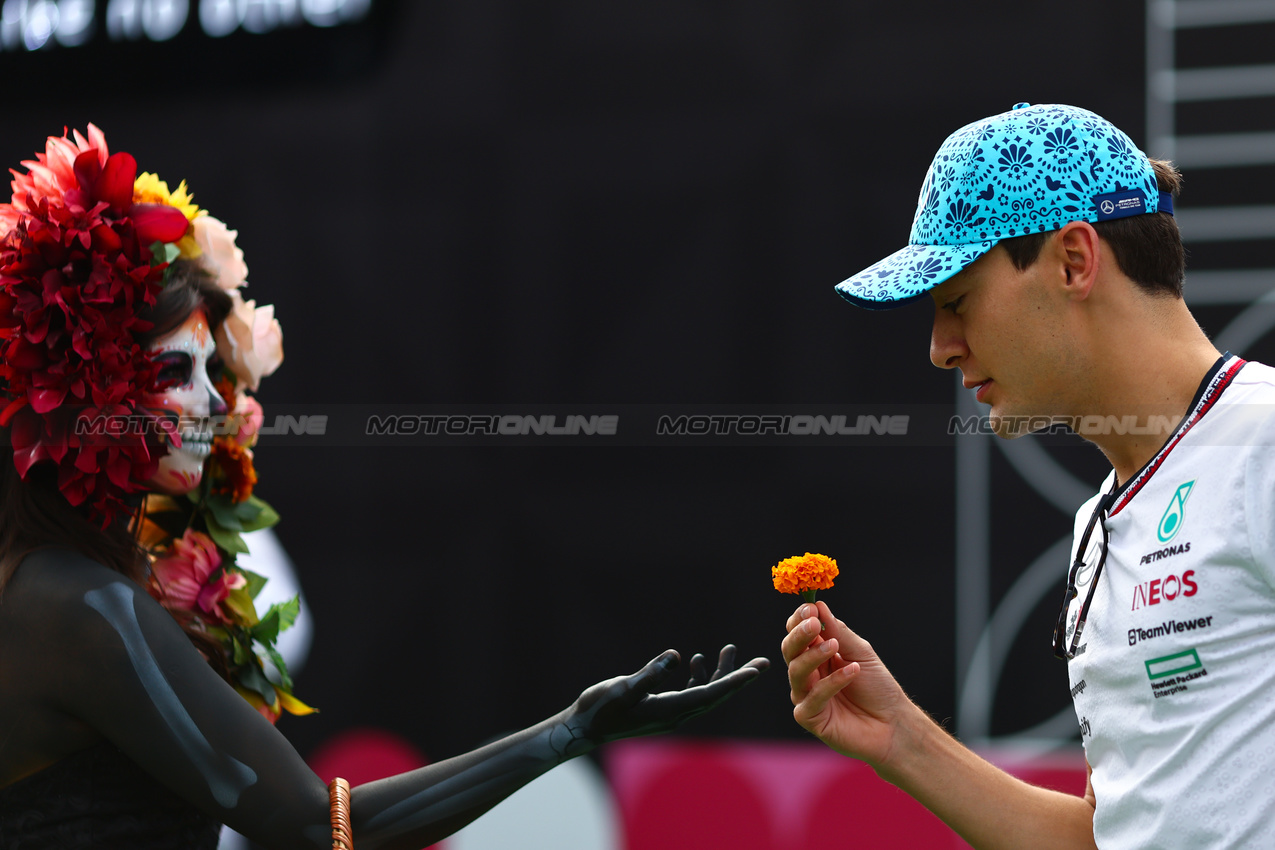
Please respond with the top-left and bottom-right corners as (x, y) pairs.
(1055, 221), (1101, 300)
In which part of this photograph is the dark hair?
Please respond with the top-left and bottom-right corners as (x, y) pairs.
(1000, 159), (1186, 297)
(137, 260), (233, 348)
(0, 262), (230, 592)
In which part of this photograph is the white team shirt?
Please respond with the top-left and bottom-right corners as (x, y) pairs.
(1067, 356), (1275, 849)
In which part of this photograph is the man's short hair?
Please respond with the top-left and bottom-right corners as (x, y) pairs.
(1001, 159), (1186, 297)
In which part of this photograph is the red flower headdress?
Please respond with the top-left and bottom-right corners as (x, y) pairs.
(0, 126), (305, 721)
(0, 126), (189, 524)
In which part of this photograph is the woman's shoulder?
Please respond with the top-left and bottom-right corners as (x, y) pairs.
(8, 546), (136, 595)
(2, 548), (145, 640)
(0, 550), (130, 786)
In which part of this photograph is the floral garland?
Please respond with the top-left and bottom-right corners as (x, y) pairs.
(0, 126), (308, 722)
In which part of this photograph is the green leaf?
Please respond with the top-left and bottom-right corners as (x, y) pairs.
(203, 515), (248, 555)
(236, 661), (277, 707)
(264, 644), (294, 692)
(147, 240), (181, 273)
(251, 611), (281, 645)
(251, 596), (299, 645)
(238, 496), (280, 532)
(240, 568), (268, 600)
(230, 635), (253, 666)
(233, 498), (264, 524)
(224, 584), (260, 627)
(205, 493), (244, 532)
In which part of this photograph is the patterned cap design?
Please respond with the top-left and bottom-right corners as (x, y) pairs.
(836, 103), (1165, 309)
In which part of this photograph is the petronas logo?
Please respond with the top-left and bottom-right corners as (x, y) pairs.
(1158, 480), (1195, 543)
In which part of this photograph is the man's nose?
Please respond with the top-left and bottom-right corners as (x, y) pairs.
(930, 309), (967, 370)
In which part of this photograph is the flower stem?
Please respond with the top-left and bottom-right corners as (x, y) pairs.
(799, 589), (825, 630)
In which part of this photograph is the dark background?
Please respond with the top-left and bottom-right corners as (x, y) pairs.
(3, 1), (1161, 763)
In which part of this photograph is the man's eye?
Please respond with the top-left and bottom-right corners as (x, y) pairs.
(154, 352), (193, 386)
(943, 295), (965, 313)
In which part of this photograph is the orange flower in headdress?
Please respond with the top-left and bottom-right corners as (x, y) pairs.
(210, 437), (257, 504)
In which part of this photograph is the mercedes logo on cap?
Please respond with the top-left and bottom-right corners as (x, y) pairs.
(1100, 200), (1115, 215)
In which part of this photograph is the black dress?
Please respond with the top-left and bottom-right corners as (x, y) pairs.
(0, 741), (221, 849)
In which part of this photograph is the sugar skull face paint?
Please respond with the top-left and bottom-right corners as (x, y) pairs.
(146, 308), (227, 494)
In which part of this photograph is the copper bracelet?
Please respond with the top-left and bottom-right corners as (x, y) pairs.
(328, 777), (353, 850)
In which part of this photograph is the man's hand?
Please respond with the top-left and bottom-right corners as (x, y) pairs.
(782, 600), (910, 768)
(782, 601), (1101, 850)
(553, 645), (768, 758)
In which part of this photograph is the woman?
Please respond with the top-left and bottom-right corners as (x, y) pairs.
(0, 127), (767, 850)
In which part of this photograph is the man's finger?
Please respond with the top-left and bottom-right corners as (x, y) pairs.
(794, 660), (859, 726)
(785, 603), (815, 633)
(787, 636), (839, 694)
(781, 616), (824, 664)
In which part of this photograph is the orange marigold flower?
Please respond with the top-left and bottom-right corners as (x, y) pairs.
(210, 436), (257, 503)
(214, 375), (237, 412)
(772, 552), (838, 600)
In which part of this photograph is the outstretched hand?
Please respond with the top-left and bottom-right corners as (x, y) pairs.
(553, 645), (768, 758)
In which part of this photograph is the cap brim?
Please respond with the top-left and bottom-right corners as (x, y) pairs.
(835, 240), (997, 310)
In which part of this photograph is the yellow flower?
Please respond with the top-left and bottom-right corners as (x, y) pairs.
(133, 172), (205, 258)
(235, 682), (319, 724)
(771, 552), (839, 600)
(134, 171), (202, 218)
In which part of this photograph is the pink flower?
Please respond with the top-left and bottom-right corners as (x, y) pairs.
(232, 391), (264, 447)
(7, 124), (109, 214)
(150, 529), (245, 623)
(193, 215), (248, 291)
(215, 289), (283, 392)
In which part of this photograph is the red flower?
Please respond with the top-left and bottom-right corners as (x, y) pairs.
(0, 126), (189, 526)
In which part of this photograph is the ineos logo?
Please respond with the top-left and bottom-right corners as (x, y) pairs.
(1100, 200), (1115, 215)
(1131, 569), (1198, 610)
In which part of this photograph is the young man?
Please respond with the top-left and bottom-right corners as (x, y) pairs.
(782, 103), (1275, 848)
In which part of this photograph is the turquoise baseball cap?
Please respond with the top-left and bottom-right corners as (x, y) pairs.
(836, 103), (1173, 309)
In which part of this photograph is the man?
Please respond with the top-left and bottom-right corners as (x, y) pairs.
(782, 103), (1275, 849)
